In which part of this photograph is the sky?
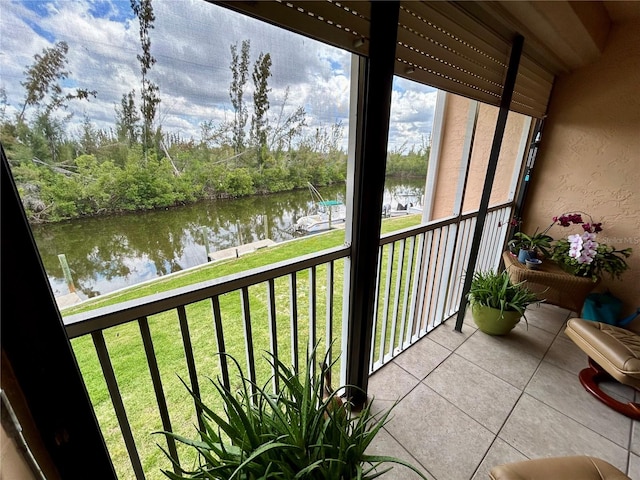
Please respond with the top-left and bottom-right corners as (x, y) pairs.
(0, 0), (438, 151)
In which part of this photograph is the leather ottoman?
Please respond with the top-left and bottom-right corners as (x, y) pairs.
(489, 456), (629, 479)
(565, 318), (640, 419)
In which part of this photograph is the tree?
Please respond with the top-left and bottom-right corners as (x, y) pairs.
(115, 90), (140, 146)
(251, 52), (272, 167)
(268, 87), (306, 154)
(18, 41), (96, 123)
(31, 112), (67, 163)
(200, 119), (232, 149)
(78, 114), (98, 155)
(131, 0), (160, 155)
(229, 40), (250, 154)
(0, 86), (7, 123)
(15, 41), (96, 165)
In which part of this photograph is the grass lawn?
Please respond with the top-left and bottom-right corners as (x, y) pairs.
(65, 215), (421, 479)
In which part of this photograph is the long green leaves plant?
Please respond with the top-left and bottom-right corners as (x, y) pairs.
(467, 270), (540, 325)
(156, 349), (429, 479)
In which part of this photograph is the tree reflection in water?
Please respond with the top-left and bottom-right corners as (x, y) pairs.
(32, 180), (424, 298)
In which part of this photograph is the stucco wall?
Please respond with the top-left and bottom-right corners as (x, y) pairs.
(522, 21), (640, 315)
(431, 94), (529, 219)
(431, 94), (470, 219)
(463, 105), (528, 212)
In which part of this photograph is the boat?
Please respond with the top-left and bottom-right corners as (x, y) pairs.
(382, 193), (423, 218)
(293, 184), (346, 234)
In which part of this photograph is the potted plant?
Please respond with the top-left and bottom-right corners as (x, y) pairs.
(467, 270), (540, 335)
(156, 350), (428, 479)
(508, 231), (553, 263)
(549, 213), (632, 282)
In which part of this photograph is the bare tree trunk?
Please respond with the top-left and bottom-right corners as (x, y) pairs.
(159, 138), (180, 176)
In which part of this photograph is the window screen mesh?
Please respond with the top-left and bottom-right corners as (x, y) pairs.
(215, 0), (554, 118)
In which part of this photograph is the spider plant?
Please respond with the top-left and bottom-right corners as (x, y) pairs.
(156, 349), (429, 479)
(467, 270), (540, 320)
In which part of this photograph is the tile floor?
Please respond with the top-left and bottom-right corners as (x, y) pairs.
(366, 303), (639, 479)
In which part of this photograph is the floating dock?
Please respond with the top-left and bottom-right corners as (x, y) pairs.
(208, 239), (276, 262)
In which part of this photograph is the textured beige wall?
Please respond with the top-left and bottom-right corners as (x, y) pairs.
(463, 105), (528, 212)
(431, 94), (529, 219)
(431, 94), (470, 219)
(462, 103), (498, 213)
(523, 21), (640, 315)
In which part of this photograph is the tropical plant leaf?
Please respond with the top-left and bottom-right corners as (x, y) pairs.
(156, 345), (430, 479)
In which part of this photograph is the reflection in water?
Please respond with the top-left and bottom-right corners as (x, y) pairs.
(32, 180), (424, 298)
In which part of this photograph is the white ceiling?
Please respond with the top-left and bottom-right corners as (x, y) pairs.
(459, 1), (639, 75)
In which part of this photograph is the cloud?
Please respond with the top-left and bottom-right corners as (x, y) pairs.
(1, 0), (436, 150)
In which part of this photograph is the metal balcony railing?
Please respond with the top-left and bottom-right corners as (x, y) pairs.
(64, 246), (350, 478)
(63, 201), (511, 478)
(370, 203), (512, 371)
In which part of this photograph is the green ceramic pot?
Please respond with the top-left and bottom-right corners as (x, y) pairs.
(471, 303), (522, 335)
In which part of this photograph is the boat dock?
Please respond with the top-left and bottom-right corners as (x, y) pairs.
(56, 292), (82, 308)
(208, 239), (276, 262)
(54, 239), (278, 309)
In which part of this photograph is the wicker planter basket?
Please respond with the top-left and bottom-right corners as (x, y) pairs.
(502, 251), (600, 314)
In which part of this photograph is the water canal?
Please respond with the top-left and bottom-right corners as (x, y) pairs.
(31, 178), (425, 299)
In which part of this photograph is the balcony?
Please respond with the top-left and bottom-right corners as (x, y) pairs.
(2, 1), (638, 478)
(367, 304), (639, 479)
(55, 201), (638, 479)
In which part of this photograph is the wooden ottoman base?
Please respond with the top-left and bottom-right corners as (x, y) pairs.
(579, 358), (640, 421)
